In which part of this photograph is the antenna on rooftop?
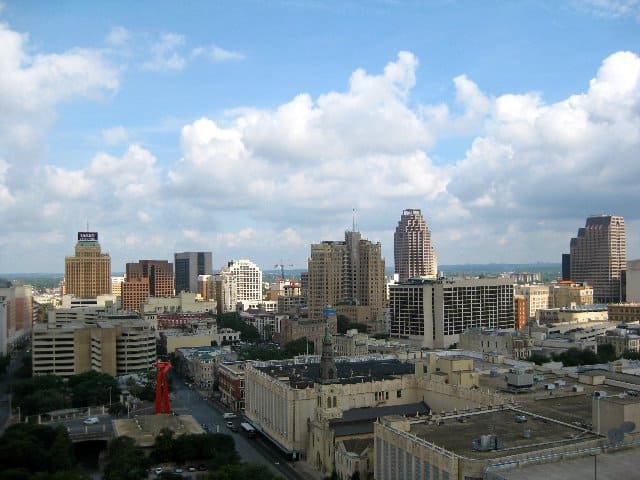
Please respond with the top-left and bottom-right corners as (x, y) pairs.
(352, 208), (358, 232)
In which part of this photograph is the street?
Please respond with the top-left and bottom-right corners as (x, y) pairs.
(170, 376), (309, 480)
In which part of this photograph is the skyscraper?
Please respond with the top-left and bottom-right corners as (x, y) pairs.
(569, 215), (626, 303)
(122, 260), (174, 312)
(308, 230), (385, 331)
(222, 259), (262, 308)
(174, 252), (213, 293)
(64, 232), (111, 298)
(394, 209), (437, 282)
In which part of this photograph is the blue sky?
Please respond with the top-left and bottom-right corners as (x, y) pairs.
(0, 0), (639, 273)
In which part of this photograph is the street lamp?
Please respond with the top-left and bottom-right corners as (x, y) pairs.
(107, 386), (112, 407)
(591, 453), (598, 479)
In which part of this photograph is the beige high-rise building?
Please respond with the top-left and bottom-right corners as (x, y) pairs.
(308, 230), (385, 331)
(569, 215), (626, 303)
(394, 209), (437, 282)
(64, 232), (111, 298)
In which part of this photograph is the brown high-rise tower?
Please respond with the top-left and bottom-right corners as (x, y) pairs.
(64, 232), (111, 298)
(569, 215), (626, 303)
(394, 209), (437, 282)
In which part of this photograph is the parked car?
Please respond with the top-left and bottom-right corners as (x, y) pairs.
(223, 412), (237, 419)
(154, 467), (163, 475)
(83, 417), (99, 425)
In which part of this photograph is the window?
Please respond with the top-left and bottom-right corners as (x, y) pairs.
(397, 389), (402, 398)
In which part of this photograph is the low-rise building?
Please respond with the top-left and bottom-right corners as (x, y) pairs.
(551, 281), (594, 308)
(142, 291), (216, 315)
(459, 328), (534, 360)
(175, 346), (235, 389)
(217, 361), (246, 412)
(240, 310), (283, 340)
(596, 326), (640, 356)
(374, 406), (604, 480)
(608, 303), (640, 323)
(536, 304), (608, 324)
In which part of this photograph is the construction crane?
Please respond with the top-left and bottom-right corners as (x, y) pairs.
(274, 262), (294, 280)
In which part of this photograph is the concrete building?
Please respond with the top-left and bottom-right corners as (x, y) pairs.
(122, 260), (174, 312)
(64, 231), (111, 298)
(277, 294), (307, 314)
(459, 328), (534, 360)
(550, 281), (594, 308)
(142, 291), (216, 315)
(278, 310), (337, 346)
(32, 317), (156, 377)
(245, 349), (507, 477)
(0, 282), (33, 355)
(240, 310), (283, 341)
(218, 361), (246, 412)
(389, 277), (514, 349)
(374, 406), (604, 480)
(393, 209), (437, 282)
(111, 276), (125, 298)
(569, 215), (626, 303)
(514, 284), (550, 320)
(175, 346), (234, 389)
(608, 303), (640, 323)
(308, 230), (385, 332)
(596, 327), (640, 357)
(628, 259), (640, 302)
(332, 329), (369, 357)
(514, 295), (527, 330)
(174, 251), (212, 294)
(536, 304), (608, 325)
(213, 271), (238, 314)
(222, 259), (263, 309)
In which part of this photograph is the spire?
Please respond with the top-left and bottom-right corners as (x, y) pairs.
(319, 315), (337, 384)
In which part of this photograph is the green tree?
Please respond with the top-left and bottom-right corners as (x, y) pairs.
(596, 343), (617, 363)
(283, 337), (314, 356)
(103, 436), (148, 480)
(336, 315), (368, 334)
(67, 371), (119, 408)
(0, 424), (80, 476)
(528, 351), (550, 365)
(216, 312), (261, 343)
(151, 428), (175, 463)
(623, 350), (640, 360)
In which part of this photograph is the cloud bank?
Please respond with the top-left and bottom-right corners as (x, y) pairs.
(0, 18), (638, 271)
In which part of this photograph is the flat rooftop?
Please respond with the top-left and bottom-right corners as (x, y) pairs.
(253, 358), (415, 388)
(478, 368), (629, 425)
(113, 414), (204, 447)
(408, 407), (596, 460)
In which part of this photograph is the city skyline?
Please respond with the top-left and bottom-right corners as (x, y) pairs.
(0, 1), (639, 273)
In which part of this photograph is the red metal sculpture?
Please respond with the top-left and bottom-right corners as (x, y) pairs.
(155, 361), (172, 414)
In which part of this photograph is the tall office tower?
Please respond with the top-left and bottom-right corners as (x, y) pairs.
(122, 260), (174, 312)
(389, 277), (514, 349)
(214, 271), (238, 314)
(628, 260), (640, 303)
(569, 215), (626, 303)
(0, 281), (33, 355)
(222, 259), (262, 306)
(308, 230), (385, 331)
(174, 252), (213, 293)
(394, 209), (437, 282)
(64, 232), (111, 298)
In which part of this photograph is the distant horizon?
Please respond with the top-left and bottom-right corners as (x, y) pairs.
(1, 261), (563, 278)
